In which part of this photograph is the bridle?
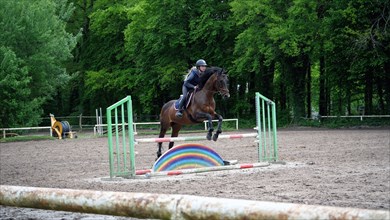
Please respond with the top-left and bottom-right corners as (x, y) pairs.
(217, 77), (229, 96)
(200, 69), (230, 97)
(215, 71), (230, 97)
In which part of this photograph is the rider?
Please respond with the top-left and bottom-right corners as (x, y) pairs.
(175, 59), (208, 118)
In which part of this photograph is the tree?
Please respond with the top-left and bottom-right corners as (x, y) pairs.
(61, 0), (389, 124)
(123, 0), (191, 114)
(0, 0), (78, 127)
(0, 47), (41, 127)
(323, 0), (390, 115)
(230, 0), (281, 117)
(231, 0), (313, 120)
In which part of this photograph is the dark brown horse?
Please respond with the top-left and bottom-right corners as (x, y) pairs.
(157, 67), (230, 158)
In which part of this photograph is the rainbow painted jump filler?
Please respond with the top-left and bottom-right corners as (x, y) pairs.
(106, 92), (278, 178)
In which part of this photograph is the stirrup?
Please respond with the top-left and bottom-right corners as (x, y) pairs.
(175, 110), (183, 118)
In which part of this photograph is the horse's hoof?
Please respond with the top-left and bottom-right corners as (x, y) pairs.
(206, 133), (212, 140)
(212, 134), (219, 141)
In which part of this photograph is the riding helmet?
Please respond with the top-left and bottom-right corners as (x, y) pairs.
(196, 59), (207, 67)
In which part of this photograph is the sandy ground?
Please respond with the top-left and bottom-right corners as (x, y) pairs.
(0, 128), (389, 219)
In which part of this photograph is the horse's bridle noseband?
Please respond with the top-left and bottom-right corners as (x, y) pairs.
(216, 73), (230, 97)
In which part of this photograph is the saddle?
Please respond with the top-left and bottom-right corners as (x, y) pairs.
(174, 89), (196, 110)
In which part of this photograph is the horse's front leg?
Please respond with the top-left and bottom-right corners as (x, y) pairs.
(213, 113), (223, 141)
(157, 143), (163, 159)
(195, 112), (213, 140)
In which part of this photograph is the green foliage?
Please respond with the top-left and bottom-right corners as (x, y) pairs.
(290, 117), (390, 129)
(275, 109), (293, 127)
(235, 118), (256, 129)
(0, 47), (42, 127)
(123, 0), (191, 113)
(0, 0), (78, 127)
(65, 0), (390, 124)
(189, 0), (235, 65)
(2, 0), (389, 128)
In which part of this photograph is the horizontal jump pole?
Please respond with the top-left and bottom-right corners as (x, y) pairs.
(136, 169), (152, 175)
(95, 118), (239, 135)
(136, 133), (258, 143)
(1, 185), (389, 220)
(135, 162), (268, 176)
(147, 162), (269, 177)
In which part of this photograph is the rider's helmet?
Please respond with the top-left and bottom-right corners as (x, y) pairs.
(195, 59), (207, 67)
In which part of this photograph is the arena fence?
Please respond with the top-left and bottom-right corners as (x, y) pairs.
(107, 92), (278, 178)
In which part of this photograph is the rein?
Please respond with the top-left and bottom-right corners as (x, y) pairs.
(200, 74), (229, 96)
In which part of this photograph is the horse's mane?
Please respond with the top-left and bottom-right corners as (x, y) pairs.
(198, 67), (223, 89)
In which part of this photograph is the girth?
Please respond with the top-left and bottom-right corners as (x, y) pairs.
(184, 109), (203, 123)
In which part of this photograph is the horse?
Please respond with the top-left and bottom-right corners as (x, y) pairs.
(157, 67), (230, 158)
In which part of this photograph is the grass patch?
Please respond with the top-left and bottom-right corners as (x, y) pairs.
(282, 117), (390, 128)
(0, 135), (56, 143)
(318, 117), (390, 128)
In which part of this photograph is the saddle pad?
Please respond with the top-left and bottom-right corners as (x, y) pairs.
(174, 92), (194, 110)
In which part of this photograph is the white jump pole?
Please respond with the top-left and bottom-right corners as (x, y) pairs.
(147, 162), (269, 177)
(135, 133), (258, 143)
(1, 185), (388, 220)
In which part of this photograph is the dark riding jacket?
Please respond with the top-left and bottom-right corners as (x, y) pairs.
(183, 68), (201, 89)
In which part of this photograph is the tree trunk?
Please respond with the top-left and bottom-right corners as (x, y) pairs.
(383, 57), (390, 114)
(279, 81), (287, 111)
(375, 75), (384, 114)
(257, 59), (275, 99)
(319, 56), (327, 116)
(306, 58), (311, 119)
(248, 71), (256, 115)
(326, 77), (331, 115)
(346, 89), (351, 115)
(265, 61), (275, 100)
(337, 92), (342, 115)
(364, 71), (373, 115)
(284, 55), (306, 121)
(278, 61), (287, 111)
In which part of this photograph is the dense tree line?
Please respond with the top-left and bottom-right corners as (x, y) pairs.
(0, 0), (79, 127)
(1, 0), (389, 128)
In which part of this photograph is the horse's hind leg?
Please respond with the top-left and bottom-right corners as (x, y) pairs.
(169, 123), (182, 149)
(157, 123), (169, 159)
(213, 113), (223, 141)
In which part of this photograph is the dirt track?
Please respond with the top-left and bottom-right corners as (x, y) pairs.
(0, 128), (389, 219)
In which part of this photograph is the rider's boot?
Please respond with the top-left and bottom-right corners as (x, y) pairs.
(176, 110), (183, 118)
(175, 97), (185, 118)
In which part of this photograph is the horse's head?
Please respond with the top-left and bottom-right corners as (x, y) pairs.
(199, 67), (230, 99)
(216, 68), (230, 99)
